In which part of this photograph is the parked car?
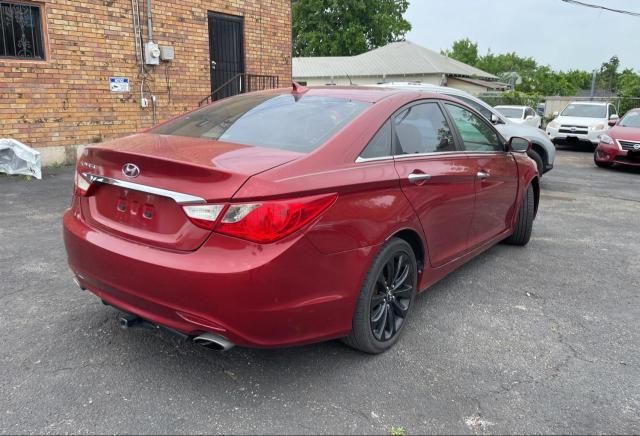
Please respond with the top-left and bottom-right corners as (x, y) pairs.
(594, 108), (640, 169)
(494, 105), (542, 128)
(375, 82), (555, 176)
(63, 86), (539, 354)
(546, 101), (619, 146)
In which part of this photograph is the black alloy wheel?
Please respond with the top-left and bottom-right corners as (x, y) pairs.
(370, 253), (413, 341)
(343, 238), (417, 353)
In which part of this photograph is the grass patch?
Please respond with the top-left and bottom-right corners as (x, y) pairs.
(389, 426), (406, 436)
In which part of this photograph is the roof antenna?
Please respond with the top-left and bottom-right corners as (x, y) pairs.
(292, 81), (308, 94)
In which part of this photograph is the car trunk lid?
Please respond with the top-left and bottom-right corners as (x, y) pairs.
(77, 134), (301, 251)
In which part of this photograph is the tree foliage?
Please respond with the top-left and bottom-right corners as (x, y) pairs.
(441, 38), (478, 66)
(292, 0), (411, 57)
(443, 39), (640, 112)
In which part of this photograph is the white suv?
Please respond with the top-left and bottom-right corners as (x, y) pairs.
(546, 102), (619, 145)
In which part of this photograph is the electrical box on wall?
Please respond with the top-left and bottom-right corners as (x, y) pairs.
(144, 41), (161, 65)
(159, 46), (174, 61)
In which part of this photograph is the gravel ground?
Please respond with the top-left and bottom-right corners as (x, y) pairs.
(0, 148), (638, 435)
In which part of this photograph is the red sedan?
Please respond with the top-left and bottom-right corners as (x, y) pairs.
(63, 86), (539, 353)
(595, 108), (640, 169)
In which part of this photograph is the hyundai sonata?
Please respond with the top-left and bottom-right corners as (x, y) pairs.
(63, 86), (539, 353)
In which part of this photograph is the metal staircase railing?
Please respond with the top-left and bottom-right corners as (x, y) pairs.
(199, 74), (280, 106)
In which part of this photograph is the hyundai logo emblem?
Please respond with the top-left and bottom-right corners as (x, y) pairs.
(634, 144), (640, 151)
(122, 163), (140, 178)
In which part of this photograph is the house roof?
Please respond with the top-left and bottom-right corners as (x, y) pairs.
(451, 76), (508, 90)
(293, 41), (498, 81)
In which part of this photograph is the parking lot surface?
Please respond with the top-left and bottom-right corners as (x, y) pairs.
(1, 148), (639, 434)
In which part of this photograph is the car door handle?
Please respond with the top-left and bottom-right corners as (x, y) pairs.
(477, 171), (490, 180)
(408, 172), (432, 184)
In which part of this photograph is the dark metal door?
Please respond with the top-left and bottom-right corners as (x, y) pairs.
(208, 12), (244, 100)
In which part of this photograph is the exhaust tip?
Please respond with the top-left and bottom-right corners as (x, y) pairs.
(193, 333), (234, 351)
(119, 313), (141, 329)
(72, 277), (86, 290)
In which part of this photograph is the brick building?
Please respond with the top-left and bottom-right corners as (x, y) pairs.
(0, 0), (292, 164)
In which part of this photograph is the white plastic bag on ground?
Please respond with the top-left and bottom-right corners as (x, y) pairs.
(0, 139), (42, 180)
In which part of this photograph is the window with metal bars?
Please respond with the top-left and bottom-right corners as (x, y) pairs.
(0, 2), (44, 60)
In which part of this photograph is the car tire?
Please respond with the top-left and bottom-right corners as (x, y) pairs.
(343, 238), (417, 354)
(527, 149), (544, 176)
(594, 154), (613, 168)
(504, 184), (535, 246)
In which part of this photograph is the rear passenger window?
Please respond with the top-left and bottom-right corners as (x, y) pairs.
(445, 104), (504, 152)
(360, 120), (391, 159)
(393, 103), (456, 155)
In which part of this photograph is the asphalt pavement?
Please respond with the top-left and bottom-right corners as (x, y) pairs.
(1, 147), (638, 434)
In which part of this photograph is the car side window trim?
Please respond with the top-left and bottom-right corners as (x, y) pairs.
(355, 98), (465, 163)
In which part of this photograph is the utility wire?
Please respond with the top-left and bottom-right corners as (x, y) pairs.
(560, 0), (640, 17)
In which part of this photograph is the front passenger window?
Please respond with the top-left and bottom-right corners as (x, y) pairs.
(445, 104), (504, 152)
(393, 103), (455, 155)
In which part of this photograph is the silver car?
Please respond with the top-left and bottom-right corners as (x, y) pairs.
(376, 83), (555, 175)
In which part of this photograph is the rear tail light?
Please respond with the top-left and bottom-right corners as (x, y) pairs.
(182, 204), (225, 230)
(182, 193), (337, 243)
(74, 170), (91, 196)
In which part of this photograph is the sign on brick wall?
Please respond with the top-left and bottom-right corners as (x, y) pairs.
(109, 77), (130, 93)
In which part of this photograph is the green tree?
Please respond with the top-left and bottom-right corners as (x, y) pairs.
(441, 39), (639, 98)
(597, 55), (620, 93)
(618, 68), (640, 113)
(441, 38), (478, 66)
(475, 51), (538, 77)
(292, 0), (411, 57)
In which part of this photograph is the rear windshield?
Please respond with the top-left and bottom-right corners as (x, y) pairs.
(496, 107), (524, 119)
(151, 93), (371, 153)
(561, 104), (606, 118)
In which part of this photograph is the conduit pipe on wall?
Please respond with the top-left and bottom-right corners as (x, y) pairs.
(146, 0), (153, 41)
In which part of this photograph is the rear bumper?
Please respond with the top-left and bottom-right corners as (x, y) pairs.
(595, 143), (640, 167)
(63, 207), (374, 348)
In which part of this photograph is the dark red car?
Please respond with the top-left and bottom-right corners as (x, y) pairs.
(63, 86), (539, 353)
(595, 108), (640, 169)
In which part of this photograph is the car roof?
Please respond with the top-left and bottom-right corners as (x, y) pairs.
(375, 82), (462, 94)
(568, 101), (608, 106)
(267, 85), (458, 104)
(300, 86), (405, 103)
(495, 105), (528, 109)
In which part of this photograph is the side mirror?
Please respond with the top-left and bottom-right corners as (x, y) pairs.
(508, 136), (531, 153)
(552, 111), (559, 117)
(525, 115), (534, 120)
(608, 114), (619, 126)
(490, 113), (501, 124)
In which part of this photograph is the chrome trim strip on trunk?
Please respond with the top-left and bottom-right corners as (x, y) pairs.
(83, 173), (206, 205)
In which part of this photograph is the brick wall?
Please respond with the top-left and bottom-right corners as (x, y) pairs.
(0, 0), (292, 151)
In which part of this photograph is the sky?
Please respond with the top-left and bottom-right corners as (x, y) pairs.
(405, 0), (638, 72)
